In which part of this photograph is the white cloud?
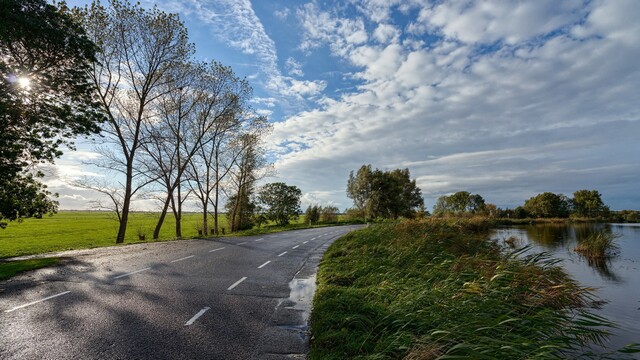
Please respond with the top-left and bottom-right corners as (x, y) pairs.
(269, 0), (640, 210)
(285, 57), (304, 77)
(274, 6), (290, 20)
(287, 79), (327, 97)
(298, 3), (368, 56)
(416, 0), (586, 44)
(372, 23), (400, 44)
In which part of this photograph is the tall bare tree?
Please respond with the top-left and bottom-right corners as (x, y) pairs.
(138, 61), (246, 239)
(187, 64), (269, 236)
(76, 1), (192, 243)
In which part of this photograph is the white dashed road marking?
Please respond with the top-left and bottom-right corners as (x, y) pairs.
(113, 268), (151, 279)
(227, 277), (247, 290)
(209, 247), (226, 253)
(171, 255), (194, 263)
(185, 307), (210, 326)
(5, 291), (71, 313)
(278, 251), (287, 257)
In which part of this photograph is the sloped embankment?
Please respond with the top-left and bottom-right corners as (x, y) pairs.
(310, 219), (611, 359)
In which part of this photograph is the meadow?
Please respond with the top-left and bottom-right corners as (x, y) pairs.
(0, 211), (226, 259)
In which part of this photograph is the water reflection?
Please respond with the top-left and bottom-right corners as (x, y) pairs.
(492, 223), (640, 354)
(584, 256), (620, 283)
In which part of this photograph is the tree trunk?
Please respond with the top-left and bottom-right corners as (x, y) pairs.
(213, 178), (219, 235)
(202, 202), (208, 236)
(175, 182), (182, 238)
(116, 165), (134, 243)
(153, 193), (172, 240)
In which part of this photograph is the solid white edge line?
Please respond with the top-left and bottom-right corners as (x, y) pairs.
(171, 255), (195, 263)
(185, 307), (210, 326)
(227, 277), (247, 290)
(257, 260), (271, 269)
(113, 267), (151, 279)
(292, 245), (300, 249)
(209, 247), (226, 253)
(5, 291), (71, 313)
(278, 251), (287, 257)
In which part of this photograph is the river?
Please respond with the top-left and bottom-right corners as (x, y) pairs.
(492, 223), (640, 356)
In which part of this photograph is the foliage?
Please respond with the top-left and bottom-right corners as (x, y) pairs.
(573, 189), (610, 218)
(433, 191), (486, 216)
(225, 190), (255, 231)
(0, 0), (104, 227)
(320, 206), (339, 223)
(524, 192), (572, 218)
(311, 219), (612, 359)
(305, 205), (321, 224)
(257, 182), (302, 226)
(347, 165), (424, 220)
(305, 205), (340, 224)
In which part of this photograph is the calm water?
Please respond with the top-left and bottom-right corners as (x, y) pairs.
(492, 223), (640, 355)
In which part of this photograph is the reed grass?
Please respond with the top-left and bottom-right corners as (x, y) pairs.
(311, 218), (613, 359)
(574, 231), (619, 259)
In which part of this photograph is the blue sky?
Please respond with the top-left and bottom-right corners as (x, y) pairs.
(51, 0), (640, 211)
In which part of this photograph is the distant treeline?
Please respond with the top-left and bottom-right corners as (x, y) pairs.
(433, 189), (639, 222)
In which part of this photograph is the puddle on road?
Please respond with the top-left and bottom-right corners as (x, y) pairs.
(286, 274), (317, 323)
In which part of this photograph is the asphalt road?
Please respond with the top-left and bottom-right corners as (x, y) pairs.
(0, 225), (363, 360)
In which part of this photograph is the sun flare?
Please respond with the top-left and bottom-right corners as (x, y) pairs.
(17, 76), (31, 89)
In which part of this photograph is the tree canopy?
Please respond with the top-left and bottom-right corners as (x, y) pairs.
(257, 182), (302, 226)
(347, 165), (424, 220)
(523, 192), (571, 218)
(433, 191), (486, 216)
(572, 189), (609, 218)
(0, 0), (104, 227)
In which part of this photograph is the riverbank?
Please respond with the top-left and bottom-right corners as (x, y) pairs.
(310, 218), (613, 359)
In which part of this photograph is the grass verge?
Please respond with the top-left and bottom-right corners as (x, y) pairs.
(0, 257), (60, 281)
(311, 218), (613, 359)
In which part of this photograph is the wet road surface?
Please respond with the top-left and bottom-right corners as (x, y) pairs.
(0, 225), (362, 359)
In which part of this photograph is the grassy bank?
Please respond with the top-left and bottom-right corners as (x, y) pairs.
(311, 219), (612, 359)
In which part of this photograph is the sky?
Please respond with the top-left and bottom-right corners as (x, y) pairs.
(49, 0), (640, 212)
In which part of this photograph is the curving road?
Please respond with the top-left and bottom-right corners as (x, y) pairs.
(0, 225), (362, 359)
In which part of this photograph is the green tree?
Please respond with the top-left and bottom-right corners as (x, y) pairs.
(523, 192), (571, 218)
(320, 206), (339, 223)
(347, 165), (424, 220)
(225, 190), (255, 231)
(572, 189), (609, 218)
(258, 182), (302, 226)
(305, 205), (321, 224)
(433, 191), (486, 216)
(346, 165), (373, 221)
(0, 0), (104, 227)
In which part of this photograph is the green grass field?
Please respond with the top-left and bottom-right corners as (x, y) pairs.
(0, 211), (231, 259)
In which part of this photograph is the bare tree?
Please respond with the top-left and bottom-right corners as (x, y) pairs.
(77, 1), (192, 243)
(186, 63), (268, 235)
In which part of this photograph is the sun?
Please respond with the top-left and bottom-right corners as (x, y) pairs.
(17, 76), (31, 89)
